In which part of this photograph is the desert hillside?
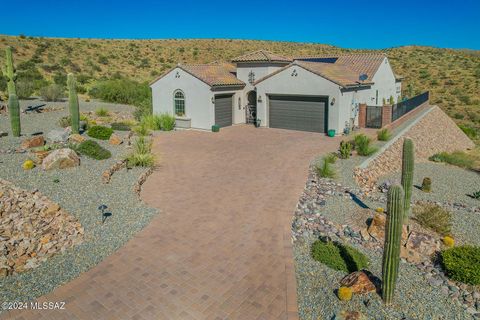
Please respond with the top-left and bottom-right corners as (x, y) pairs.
(0, 35), (479, 140)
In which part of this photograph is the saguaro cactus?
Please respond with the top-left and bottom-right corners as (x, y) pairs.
(401, 138), (414, 222)
(382, 184), (404, 305)
(9, 94), (20, 137)
(67, 73), (80, 134)
(3, 46), (17, 96)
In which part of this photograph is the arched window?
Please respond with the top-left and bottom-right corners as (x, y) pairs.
(173, 90), (185, 116)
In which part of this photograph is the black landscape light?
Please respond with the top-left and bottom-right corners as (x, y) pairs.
(98, 204), (111, 224)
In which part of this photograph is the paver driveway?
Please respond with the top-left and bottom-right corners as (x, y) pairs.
(2, 125), (341, 320)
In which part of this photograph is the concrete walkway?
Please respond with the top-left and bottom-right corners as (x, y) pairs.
(3, 125), (341, 320)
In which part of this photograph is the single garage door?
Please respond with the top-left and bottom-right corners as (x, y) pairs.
(269, 95), (327, 133)
(214, 94), (233, 127)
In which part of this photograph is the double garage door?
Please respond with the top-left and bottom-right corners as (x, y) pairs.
(214, 94), (233, 128)
(269, 95), (328, 133)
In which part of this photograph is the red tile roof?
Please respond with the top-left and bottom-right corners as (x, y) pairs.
(231, 50), (292, 63)
(151, 63), (245, 88)
(294, 53), (387, 82)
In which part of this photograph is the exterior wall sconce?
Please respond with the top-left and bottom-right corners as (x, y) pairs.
(211, 96), (215, 104)
(257, 95), (263, 103)
(330, 97), (336, 106)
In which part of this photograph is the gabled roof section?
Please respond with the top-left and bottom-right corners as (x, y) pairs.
(231, 50), (292, 63)
(294, 53), (386, 82)
(150, 63), (245, 88)
(254, 61), (374, 88)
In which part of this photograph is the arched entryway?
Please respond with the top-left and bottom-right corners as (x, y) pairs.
(246, 90), (257, 124)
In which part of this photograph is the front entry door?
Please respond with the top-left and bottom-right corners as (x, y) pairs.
(246, 91), (257, 124)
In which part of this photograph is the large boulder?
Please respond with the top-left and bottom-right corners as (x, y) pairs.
(21, 135), (45, 149)
(46, 128), (71, 143)
(42, 148), (80, 170)
(401, 230), (441, 264)
(340, 271), (378, 294)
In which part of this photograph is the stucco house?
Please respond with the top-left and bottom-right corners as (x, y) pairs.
(150, 50), (402, 134)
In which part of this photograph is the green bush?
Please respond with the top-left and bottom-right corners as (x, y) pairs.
(16, 80), (35, 99)
(314, 157), (336, 178)
(76, 140), (111, 160)
(413, 202), (452, 236)
(428, 151), (476, 169)
(159, 113), (176, 131)
(354, 134), (378, 156)
(324, 152), (337, 164)
(111, 122), (132, 131)
(459, 125), (477, 139)
(377, 128), (392, 141)
(126, 136), (155, 167)
(40, 84), (64, 101)
(339, 141), (353, 159)
(311, 240), (369, 273)
(141, 114), (162, 130)
(441, 246), (480, 285)
(87, 125), (114, 140)
(88, 78), (150, 106)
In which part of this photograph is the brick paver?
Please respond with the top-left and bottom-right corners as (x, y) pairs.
(2, 125), (342, 320)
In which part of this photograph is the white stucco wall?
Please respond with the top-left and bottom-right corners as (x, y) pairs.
(236, 62), (287, 92)
(370, 58), (400, 105)
(255, 65), (344, 133)
(151, 67), (244, 130)
(151, 68), (213, 130)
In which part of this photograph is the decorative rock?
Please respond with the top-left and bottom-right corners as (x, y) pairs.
(401, 231), (440, 264)
(46, 128), (71, 143)
(109, 133), (123, 145)
(367, 212), (385, 241)
(42, 148), (80, 170)
(21, 135), (45, 149)
(68, 133), (86, 143)
(333, 310), (367, 320)
(340, 271), (377, 294)
(0, 179), (84, 276)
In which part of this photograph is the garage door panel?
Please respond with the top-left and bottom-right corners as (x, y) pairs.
(215, 95), (233, 128)
(269, 95), (327, 133)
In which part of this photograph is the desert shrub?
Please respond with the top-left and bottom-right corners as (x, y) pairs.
(377, 128), (391, 141)
(140, 114), (162, 130)
(354, 134), (378, 156)
(159, 113), (176, 131)
(413, 202), (452, 236)
(441, 246), (480, 285)
(88, 78), (150, 106)
(428, 151), (476, 169)
(311, 240), (369, 273)
(339, 141), (353, 159)
(53, 72), (67, 86)
(95, 107), (109, 117)
(16, 80), (35, 99)
(134, 123), (151, 136)
(76, 140), (111, 160)
(324, 152), (337, 164)
(314, 156), (336, 178)
(126, 136), (155, 167)
(40, 84), (64, 101)
(58, 114), (89, 128)
(459, 125), (477, 139)
(87, 125), (113, 140)
(111, 122), (132, 131)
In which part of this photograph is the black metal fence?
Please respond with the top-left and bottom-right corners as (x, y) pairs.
(366, 106), (383, 128)
(391, 92), (429, 122)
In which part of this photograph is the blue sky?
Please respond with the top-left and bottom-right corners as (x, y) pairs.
(2, 0), (480, 49)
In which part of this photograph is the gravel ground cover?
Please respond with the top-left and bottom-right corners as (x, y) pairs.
(0, 100), (158, 305)
(294, 236), (468, 320)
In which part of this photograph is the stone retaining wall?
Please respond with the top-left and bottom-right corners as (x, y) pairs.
(355, 106), (475, 190)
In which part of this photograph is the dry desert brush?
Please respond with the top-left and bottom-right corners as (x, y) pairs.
(413, 202), (452, 236)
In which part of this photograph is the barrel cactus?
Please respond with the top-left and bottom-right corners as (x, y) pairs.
(401, 138), (414, 222)
(421, 177), (432, 192)
(67, 73), (80, 134)
(382, 185), (404, 305)
(8, 94), (21, 137)
(3, 46), (17, 96)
